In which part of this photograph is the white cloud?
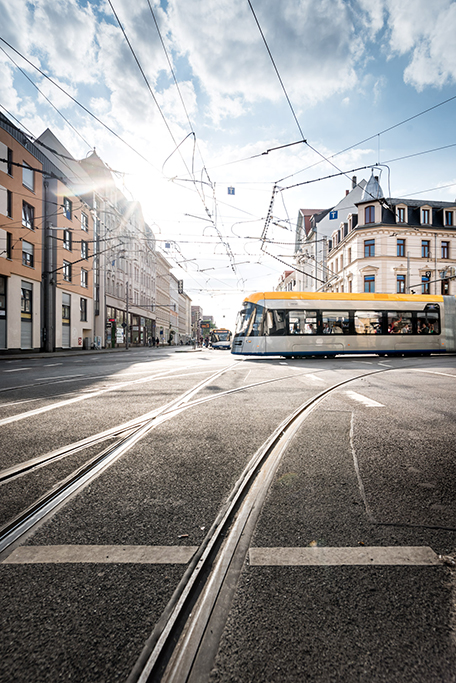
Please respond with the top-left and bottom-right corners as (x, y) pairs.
(384, 0), (456, 89)
(167, 0), (361, 118)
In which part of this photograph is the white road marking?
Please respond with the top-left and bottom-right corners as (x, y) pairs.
(345, 390), (384, 407)
(249, 546), (440, 566)
(44, 363), (63, 367)
(303, 373), (325, 383)
(0, 367), (217, 426)
(410, 369), (456, 379)
(36, 374), (83, 381)
(4, 368), (32, 373)
(3, 545), (198, 564)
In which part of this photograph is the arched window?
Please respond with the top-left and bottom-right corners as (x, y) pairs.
(365, 206), (375, 224)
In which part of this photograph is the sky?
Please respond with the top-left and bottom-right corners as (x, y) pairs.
(1, 0), (456, 330)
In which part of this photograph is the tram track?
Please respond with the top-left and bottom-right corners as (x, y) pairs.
(0, 361), (244, 554)
(1, 364), (348, 562)
(2, 358), (453, 682)
(127, 365), (397, 683)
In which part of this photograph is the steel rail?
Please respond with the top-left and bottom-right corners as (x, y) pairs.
(127, 367), (393, 683)
(0, 361), (242, 556)
(0, 367), (308, 484)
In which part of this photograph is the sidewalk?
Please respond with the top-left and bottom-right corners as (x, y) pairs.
(0, 345), (202, 362)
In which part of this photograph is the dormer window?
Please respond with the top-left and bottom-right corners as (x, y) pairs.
(365, 206), (375, 224)
(421, 208), (431, 225)
(444, 210), (453, 227)
(397, 207), (406, 223)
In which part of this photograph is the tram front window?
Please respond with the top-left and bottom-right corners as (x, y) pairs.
(235, 303), (264, 337)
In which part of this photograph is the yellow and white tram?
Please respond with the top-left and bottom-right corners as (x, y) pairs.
(210, 328), (232, 350)
(231, 292), (456, 357)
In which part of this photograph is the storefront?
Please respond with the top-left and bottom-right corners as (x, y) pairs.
(106, 307), (155, 347)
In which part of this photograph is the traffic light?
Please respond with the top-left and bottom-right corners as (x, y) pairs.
(178, 280), (183, 294)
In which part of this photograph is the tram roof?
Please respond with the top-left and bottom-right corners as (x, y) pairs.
(243, 292), (445, 305)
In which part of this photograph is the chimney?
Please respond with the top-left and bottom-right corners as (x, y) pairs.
(346, 190), (349, 196)
(352, 176), (357, 189)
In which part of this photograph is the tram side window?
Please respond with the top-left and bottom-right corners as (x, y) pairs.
(264, 309), (288, 336)
(287, 309), (318, 334)
(322, 311), (350, 334)
(354, 311), (382, 334)
(417, 309), (440, 334)
(250, 307), (264, 336)
(387, 312), (412, 334)
(288, 310), (306, 334)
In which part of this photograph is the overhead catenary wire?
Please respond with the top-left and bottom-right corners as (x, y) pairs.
(0, 36), (160, 172)
(107, 0), (236, 273)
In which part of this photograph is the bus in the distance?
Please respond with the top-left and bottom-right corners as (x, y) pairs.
(210, 328), (232, 350)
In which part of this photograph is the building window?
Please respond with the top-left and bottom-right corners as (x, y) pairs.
(22, 240), (34, 267)
(80, 268), (88, 288)
(63, 229), (72, 250)
(444, 211), (453, 227)
(81, 211), (88, 231)
(22, 201), (34, 229)
(63, 260), (72, 282)
(347, 248), (351, 264)
(62, 300), (70, 322)
(80, 297), (87, 321)
(397, 274), (406, 293)
(421, 275), (430, 294)
(365, 206), (375, 224)
(63, 197), (72, 220)
(21, 284), (32, 314)
(364, 239), (375, 257)
(441, 279), (450, 295)
(397, 238), (405, 257)
(421, 208), (430, 224)
(81, 240), (88, 259)
(397, 207), (406, 223)
(7, 147), (13, 175)
(0, 276), (6, 315)
(6, 232), (12, 259)
(364, 275), (375, 292)
(421, 240), (430, 258)
(441, 241), (449, 259)
(22, 162), (34, 191)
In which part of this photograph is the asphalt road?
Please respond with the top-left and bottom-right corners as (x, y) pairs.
(0, 348), (455, 682)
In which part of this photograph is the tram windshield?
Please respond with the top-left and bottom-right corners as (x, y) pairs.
(235, 303), (264, 337)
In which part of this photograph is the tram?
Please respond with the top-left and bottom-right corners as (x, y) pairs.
(231, 292), (456, 357)
(210, 328), (232, 350)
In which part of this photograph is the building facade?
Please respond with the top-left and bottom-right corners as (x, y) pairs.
(0, 113), (191, 353)
(294, 173), (456, 296)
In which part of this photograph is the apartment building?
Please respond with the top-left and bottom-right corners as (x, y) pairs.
(0, 115), (44, 350)
(326, 175), (456, 295)
(294, 173), (456, 296)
